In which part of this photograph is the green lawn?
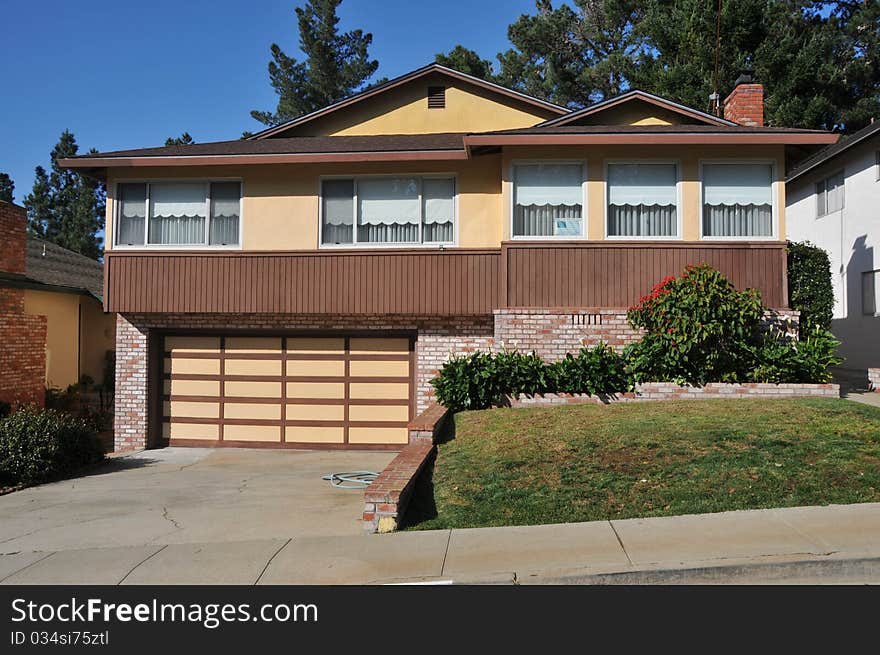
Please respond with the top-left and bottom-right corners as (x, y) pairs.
(408, 398), (880, 530)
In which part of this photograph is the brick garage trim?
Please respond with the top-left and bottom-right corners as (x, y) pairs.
(869, 369), (880, 392)
(509, 382), (840, 407)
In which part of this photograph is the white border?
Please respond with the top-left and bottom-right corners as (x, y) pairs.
(508, 159), (588, 240)
(698, 159), (779, 241)
(603, 160), (683, 240)
(317, 173), (458, 249)
(112, 178), (243, 250)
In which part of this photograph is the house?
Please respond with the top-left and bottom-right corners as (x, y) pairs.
(786, 120), (880, 385)
(58, 64), (836, 452)
(0, 201), (116, 408)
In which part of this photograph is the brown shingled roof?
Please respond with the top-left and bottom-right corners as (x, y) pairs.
(25, 237), (104, 299)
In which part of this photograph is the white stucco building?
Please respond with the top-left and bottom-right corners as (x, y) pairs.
(786, 121), (880, 382)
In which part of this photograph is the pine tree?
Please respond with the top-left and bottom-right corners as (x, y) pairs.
(435, 46), (497, 81)
(0, 173), (13, 203)
(165, 132), (194, 146)
(24, 131), (105, 260)
(251, 0), (379, 126)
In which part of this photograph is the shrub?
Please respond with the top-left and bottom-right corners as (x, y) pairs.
(430, 350), (550, 412)
(787, 240), (834, 334)
(625, 264), (763, 384)
(547, 343), (630, 395)
(747, 325), (843, 383)
(0, 407), (105, 487)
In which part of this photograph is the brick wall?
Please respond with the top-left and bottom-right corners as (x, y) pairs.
(0, 201), (26, 275)
(723, 83), (764, 127)
(114, 315), (151, 451)
(0, 203), (47, 409)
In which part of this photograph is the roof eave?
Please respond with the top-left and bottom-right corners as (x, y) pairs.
(787, 125), (880, 182)
(463, 133), (839, 149)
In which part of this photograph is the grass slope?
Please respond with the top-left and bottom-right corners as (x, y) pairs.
(411, 399), (880, 530)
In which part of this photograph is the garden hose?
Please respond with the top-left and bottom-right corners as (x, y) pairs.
(321, 471), (380, 489)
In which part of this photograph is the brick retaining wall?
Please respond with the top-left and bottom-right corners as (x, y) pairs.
(509, 383), (840, 407)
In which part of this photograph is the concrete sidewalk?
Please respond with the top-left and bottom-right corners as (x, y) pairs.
(2, 502), (879, 584)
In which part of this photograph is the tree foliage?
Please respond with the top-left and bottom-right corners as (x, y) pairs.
(0, 173), (13, 203)
(165, 132), (194, 146)
(251, 0), (379, 126)
(435, 46), (497, 81)
(23, 131), (105, 261)
(787, 240), (835, 334)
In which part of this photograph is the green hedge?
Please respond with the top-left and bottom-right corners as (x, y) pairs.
(0, 408), (105, 487)
(788, 240), (834, 333)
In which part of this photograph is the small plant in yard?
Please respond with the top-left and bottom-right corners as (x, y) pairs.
(787, 240), (834, 335)
(747, 324), (843, 384)
(625, 264), (764, 384)
(546, 343), (630, 395)
(0, 407), (105, 487)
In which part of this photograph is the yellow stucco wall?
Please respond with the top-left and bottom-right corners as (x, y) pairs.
(569, 101), (703, 126)
(281, 74), (560, 137)
(104, 144), (785, 252)
(23, 290), (115, 389)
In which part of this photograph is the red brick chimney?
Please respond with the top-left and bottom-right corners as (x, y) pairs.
(723, 71), (764, 127)
(0, 201), (27, 275)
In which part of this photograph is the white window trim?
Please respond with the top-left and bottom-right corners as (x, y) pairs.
(815, 169), (846, 219)
(318, 173), (459, 249)
(112, 178), (243, 250)
(603, 159), (683, 241)
(509, 159), (588, 240)
(698, 159), (779, 241)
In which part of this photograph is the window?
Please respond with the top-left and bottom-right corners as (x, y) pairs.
(320, 176), (455, 246)
(875, 151), (879, 181)
(864, 270), (880, 316)
(702, 163), (773, 237)
(513, 163), (584, 237)
(115, 181), (240, 247)
(816, 170), (844, 217)
(607, 163), (678, 237)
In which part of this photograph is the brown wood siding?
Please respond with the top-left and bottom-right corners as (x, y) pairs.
(503, 241), (788, 309)
(104, 249), (501, 315)
(105, 242), (788, 314)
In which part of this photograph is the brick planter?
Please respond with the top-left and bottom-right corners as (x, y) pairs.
(509, 382), (840, 407)
(363, 403), (449, 533)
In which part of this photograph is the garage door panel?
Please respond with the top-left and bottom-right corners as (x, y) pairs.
(349, 359), (409, 377)
(164, 335), (413, 448)
(224, 359), (282, 376)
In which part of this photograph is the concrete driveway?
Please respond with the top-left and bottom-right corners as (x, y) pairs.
(0, 447), (396, 553)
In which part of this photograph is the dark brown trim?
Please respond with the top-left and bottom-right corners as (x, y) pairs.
(166, 395), (408, 406)
(168, 438), (402, 451)
(164, 417), (407, 428)
(464, 133), (838, 148)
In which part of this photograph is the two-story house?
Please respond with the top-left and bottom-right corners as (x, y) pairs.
(60, 64), (836, 452)
(786, 121), (880, 386)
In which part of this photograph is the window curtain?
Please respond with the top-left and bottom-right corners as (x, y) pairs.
(607, 163), (677, 237)
(703, 164), (773, 237)
(513, 164), (583, 236)
(148, 182), (207, 244)
(357, 177), (420, 243)
(117, 183), (146, 245)
(422, 178), (454, 242)
(209, 182), (240, 245)
(817, 171), (845, 216)
(322, 179), (354, 244)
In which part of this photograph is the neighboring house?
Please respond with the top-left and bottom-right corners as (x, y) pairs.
(59, 64), (836, 452)
(786, 121), (880, 382)
(0, 201), (116, 408)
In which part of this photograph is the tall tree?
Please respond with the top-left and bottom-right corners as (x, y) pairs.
(495, 0), (646, 107)
(435, 46), (497, 81)
(0, 173), (13, 203)
(165, 132), (194, 146)
(251, 0), (379, 126)
(24, 131), (105, 260)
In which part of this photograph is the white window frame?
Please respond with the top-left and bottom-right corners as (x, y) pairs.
(603, 159), (683, 241)
(698, 159), (779, 241)
(815, 169), (845, 218)
(318, 173), (458, 249)
(113, 178), (243, 250)
(509, 159), (588, 240)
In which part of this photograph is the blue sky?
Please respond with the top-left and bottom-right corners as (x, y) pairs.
(0, 0), (544, 203)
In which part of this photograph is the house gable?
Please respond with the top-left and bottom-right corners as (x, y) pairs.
(539, 90), (735, 128)
(253, 65), (566, 138)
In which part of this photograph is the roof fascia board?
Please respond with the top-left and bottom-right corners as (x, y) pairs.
(787, 125), (880, 182)
(464, 133), (839, 148)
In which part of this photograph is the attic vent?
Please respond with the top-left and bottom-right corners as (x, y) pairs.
(427, 86), (446, 109)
